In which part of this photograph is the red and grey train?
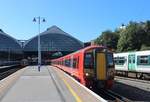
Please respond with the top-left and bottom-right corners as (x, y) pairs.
(51, 46), (115, 89)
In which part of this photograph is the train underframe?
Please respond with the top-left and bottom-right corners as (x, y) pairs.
(84, 78), (113, 89)
(116, 70), (150, 80)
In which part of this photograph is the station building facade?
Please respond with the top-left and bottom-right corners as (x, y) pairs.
(23, 26), (84, 64)
(0, 29), (23, 65)
(0, 26), (84, 65)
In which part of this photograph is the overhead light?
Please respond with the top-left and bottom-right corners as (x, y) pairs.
(33, 18), (36, 22)
(42, 19), (46, 22)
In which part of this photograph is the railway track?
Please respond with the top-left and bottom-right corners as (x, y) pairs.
(115, 76), (150, 84)
(110, 77), (150, 101)
(92, 87), (131, 102)
(0, 68), (20, 80)
(102, 89), (132, 102)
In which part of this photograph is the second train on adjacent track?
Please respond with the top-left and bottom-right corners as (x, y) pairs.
(51, 46), (115, 89)
(114, 50), (150, 79)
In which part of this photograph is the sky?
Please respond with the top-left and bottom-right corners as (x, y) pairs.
(0, 0), (150, 42)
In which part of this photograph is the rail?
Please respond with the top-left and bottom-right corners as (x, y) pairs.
(0, 65), (21, 80)
(0, 64), (19, 69)
(97, 89), (132, 102)
(115, 76), (150, 84)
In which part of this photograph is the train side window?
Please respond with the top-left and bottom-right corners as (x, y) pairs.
(138, 56), (149, 65)
(114, 57), (126, 65)
(73, 57), (79, 69)
(65, 59), (71, 67)
(119, 60), (125, 65)
(84, 53), (94, 69)
(114, 58), (118, 64)
(65, 60), (67, 66)
(73, 58), (77, 68)
(77, 57), (79, 69)
(129, 59), (131, 63)
(133, 56), (135, 63)
(62, 60), (65, 65)
(133, 59), (135, 63)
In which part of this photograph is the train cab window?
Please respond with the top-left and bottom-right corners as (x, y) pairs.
(138, 56), (149, 65)
(84, 53), (94, 69)
(107, 53), (114, 67)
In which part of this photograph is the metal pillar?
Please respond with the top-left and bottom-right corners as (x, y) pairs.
(33, 16), (46, 71)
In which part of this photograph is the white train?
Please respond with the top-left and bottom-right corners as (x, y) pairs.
(114, 50), (150, 79)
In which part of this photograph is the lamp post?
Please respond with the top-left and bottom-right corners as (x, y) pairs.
(33, 16), (46, 71)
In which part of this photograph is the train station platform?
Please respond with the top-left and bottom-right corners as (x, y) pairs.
(0, 66), (106, 102)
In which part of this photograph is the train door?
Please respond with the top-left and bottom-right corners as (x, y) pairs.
(96, 52), (106, 80)
(128, 54), (136, 71)
(84, 52), (95, 78)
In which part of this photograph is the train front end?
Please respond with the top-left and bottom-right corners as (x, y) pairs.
(83, 47), (115, 89)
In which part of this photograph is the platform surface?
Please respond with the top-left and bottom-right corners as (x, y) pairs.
(1, 66), (75, 102)
(0, 66), (105, 102)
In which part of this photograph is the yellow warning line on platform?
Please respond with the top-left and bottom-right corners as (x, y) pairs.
(62, 78), (82, 102)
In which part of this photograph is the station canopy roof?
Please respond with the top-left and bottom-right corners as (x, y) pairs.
(24, 26), (84, 52)
(0, 29), (22, 53)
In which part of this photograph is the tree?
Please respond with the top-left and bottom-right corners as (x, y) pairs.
(142, 20), (150, 48)
(95, 20), (150, 52)
(140, 44), (150, 50)
(117, 22), (146, 52)
(94, 30), (119, 50)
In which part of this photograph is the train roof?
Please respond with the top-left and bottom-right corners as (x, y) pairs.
(51, 45), (106, 61)
(79, 45), (105, 52)
(114, 50), (150, 56)
(114, 50), (150, 54)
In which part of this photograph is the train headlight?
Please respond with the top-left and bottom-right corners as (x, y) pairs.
(85, 73), (89, 76)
